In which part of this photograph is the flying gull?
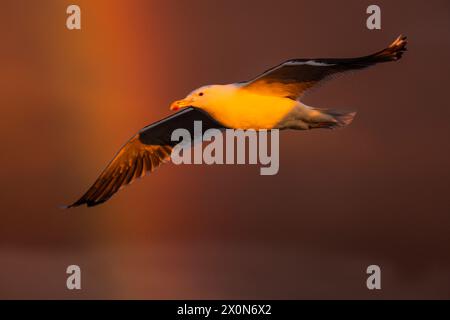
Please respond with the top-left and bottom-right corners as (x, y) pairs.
(68, 35), (407, 207)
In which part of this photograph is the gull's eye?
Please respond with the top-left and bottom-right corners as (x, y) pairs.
(199, 92), (204, 96)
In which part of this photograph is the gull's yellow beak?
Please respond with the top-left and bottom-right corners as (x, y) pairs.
(170, 99), (192, 111)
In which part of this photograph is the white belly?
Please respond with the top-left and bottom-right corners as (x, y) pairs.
(203, 89), (297, 129)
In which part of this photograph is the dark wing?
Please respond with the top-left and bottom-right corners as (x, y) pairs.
(68, 107), (225, 208)
(241, 35), (407, 99)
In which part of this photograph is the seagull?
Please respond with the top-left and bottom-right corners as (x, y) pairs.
(68, 35), (407, 207)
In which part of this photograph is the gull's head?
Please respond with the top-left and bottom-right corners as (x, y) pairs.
(170, 85), (231, 111)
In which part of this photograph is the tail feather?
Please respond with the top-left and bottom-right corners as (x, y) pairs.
(312, 109), (357, 129)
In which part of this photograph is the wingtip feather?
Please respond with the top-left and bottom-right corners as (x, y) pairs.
(375, 35), (408, 62)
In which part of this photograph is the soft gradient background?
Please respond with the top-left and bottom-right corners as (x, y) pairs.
(0, 0), (449, 299)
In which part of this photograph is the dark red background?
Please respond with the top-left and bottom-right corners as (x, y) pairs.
(0, 0), (449, 299)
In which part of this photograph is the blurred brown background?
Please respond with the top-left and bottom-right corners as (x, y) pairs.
(0, 0), (449, 299)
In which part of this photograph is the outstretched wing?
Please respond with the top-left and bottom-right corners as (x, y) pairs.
(68, 107), (225, 207)
(241, 35), (407, 100)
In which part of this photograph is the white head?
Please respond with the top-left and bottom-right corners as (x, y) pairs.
(170, 84), (232, 111)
